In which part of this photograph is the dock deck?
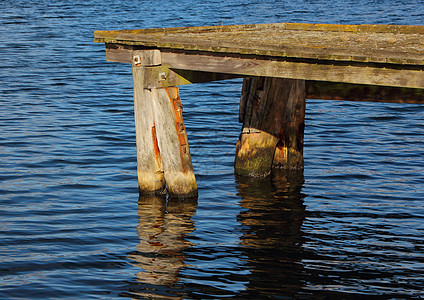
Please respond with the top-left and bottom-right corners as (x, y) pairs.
(94, 23), (424, 196)
(95, 23), (423, 64)
(95, 23), (424, 92)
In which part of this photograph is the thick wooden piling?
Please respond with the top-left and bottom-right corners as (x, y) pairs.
(151, 87), (197, 197)
(132, 61), (166, 194)
(132, 50), (197, 197)
(235, 77), (306, 177)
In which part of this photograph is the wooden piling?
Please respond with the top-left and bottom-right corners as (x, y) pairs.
(132, 50), (197, 197)
(132, 63), (166, 194)
(151, 87), (197, 197)
(235, 77), (306, 177)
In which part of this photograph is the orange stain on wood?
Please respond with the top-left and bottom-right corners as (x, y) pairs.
(165, 87), (190, 173)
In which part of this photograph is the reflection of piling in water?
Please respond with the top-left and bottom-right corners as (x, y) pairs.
(128, 195), (197, 295)
(236, 170), (306, 297)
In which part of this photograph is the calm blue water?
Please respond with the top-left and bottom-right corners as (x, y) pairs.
(1, 0), (423, 299)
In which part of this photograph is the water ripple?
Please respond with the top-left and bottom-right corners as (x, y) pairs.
(1, 0), (423, 298)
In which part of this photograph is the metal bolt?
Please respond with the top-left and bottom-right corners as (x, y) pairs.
(133, 55), (141, 65)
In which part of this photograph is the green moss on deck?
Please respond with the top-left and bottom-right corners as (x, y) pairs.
(94, 22), (424, 65)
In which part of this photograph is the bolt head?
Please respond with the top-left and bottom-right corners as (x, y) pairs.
(133, 55), (141, 65)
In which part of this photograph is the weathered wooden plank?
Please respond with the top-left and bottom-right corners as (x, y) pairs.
(106, 44), (161, 65)
(106, 43), (134, 63)
(105, 44), (241, 86)
(133, 49), (161, 66)
(95, 22), (424, 65)
(161, 52), (424, 89)
(151, 87), (198, 197)
(306, 81), (424, 104)
(132, 63), (166, 194)
(235, 77), (306, 177)
(107, 45), (424, 101)
(283, 23), (424, 34)
(95, 23), (424, 41)
(142, 65), (241, 88)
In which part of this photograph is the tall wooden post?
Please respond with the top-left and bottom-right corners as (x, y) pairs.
(151, 87), (197, 197)
(132, 55), (166, 194)
(235, 77), (306, 177)
(132, 50), (197, 197)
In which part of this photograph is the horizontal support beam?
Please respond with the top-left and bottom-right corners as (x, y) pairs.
(107, 44), (241, 87)
(106, 43), (134, 63)
(161, 51), (424, 89)
(105, 44), (424, 90)
(105, 44), (424, 102)
(143, 65), (241, 88)
(305, 81), (424, 104)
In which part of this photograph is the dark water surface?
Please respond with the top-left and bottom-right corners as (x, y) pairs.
(1, 0), (423, 299)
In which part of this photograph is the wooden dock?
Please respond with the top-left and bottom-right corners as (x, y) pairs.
(94, 22), (424, 197)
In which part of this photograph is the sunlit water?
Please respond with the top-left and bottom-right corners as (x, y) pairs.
(1, 0), (423, 299)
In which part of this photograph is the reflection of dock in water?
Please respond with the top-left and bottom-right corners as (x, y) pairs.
(127, 196), (197, 298)
(124, 172), (309, 298)
(236, 170), (307, 298)
(123, 169), (394, 298)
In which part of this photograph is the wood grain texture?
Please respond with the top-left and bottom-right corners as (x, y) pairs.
(306, 81), (424, 103)
(132, 64), (166, 194)
(235, 77), (305, 176)
(133, 49), (161, 66)
(131, 50), (197, 196)
(95, 22), (424, 65)
(161, 52), (424, 89)
(142, 65), (241, 88)
(106, 45), (424, 103)
(151, 87), (198, 197)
